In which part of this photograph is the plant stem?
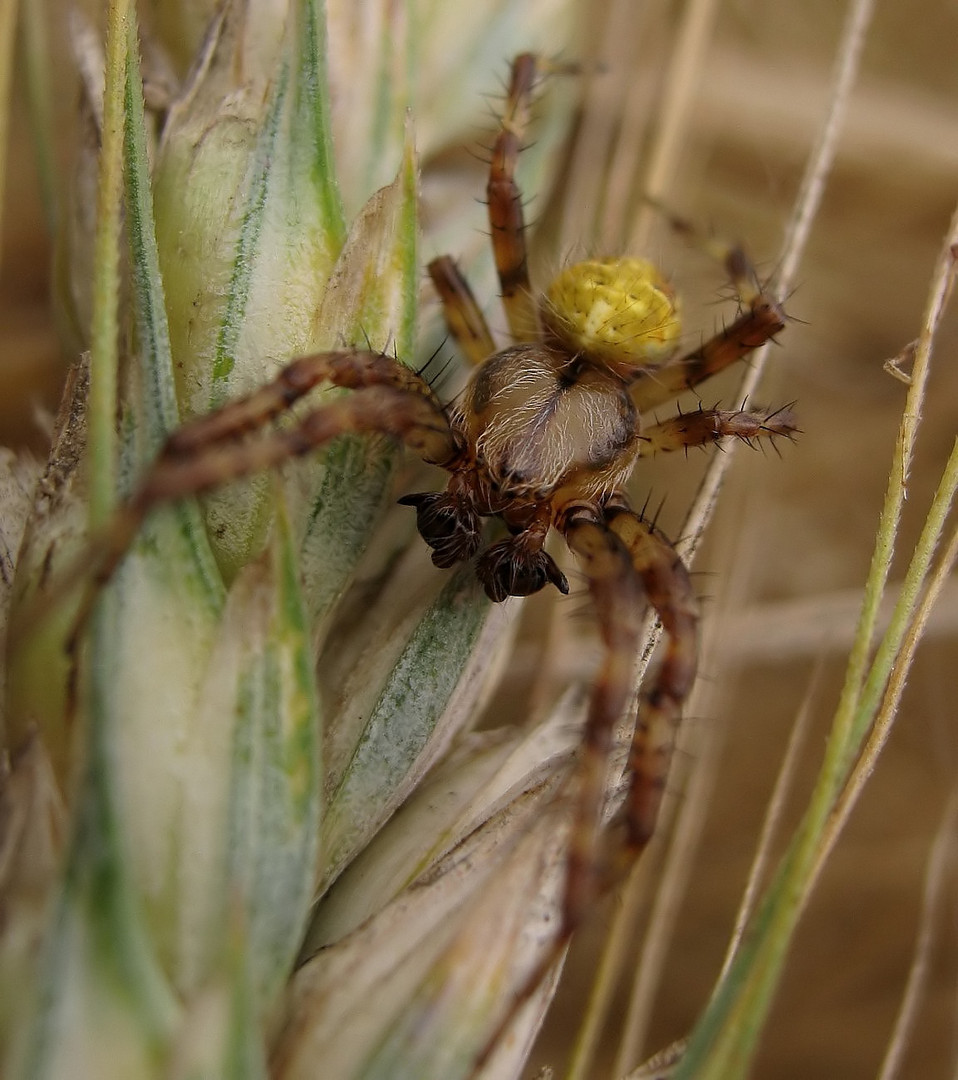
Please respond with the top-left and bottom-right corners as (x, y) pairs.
(88, 0), (135, 524)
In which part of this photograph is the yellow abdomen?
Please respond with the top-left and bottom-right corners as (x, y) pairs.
(540, 257), (682, 377)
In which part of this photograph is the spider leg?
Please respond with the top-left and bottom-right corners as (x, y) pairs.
(628, 215), (787, 414)
(644, 198), (765, 306)
(558, 508), (648, 916)
(602, 504), (698, 855)
(82, 353), (459, 598)
(467, 507), (642, 1074)
(471, 505), (697, 1072)
(138, 387), (456, 507)
(560, 502), (698, 915)
(637, 403), (799, 456)
(629, 291), (786, 413)
(163, 349), (442, 455)
(427, 255), (497, 365)
(487, 53), (545, 342)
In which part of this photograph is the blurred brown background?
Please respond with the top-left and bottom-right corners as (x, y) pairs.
(2, 1), (957, 1078)
(522, 3), (958, 1078)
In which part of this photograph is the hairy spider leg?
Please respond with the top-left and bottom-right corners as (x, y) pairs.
(430, 51), (578, 362)
(137, 388), (455, 507)
(629, 290), (786, 413)
(471, 502), (699, 1074)
(625, 212), (787, 413)
(71, 352), (458, 602)
(603, 505), (698, 856)
(163, 350), (444, 455)
(487, 52), (545, 342)
(636, 403), (798, 456)
(643, 198), (766, 306)
(557, 508), (647, 918)
(427, 255), (497, 366)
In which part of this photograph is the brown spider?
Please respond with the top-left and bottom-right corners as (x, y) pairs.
(92, 52), (793, 1034)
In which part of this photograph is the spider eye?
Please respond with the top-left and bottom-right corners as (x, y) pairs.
(540, 257), (682, 376)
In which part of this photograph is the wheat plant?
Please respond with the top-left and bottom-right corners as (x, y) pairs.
(1, 2), (956, 1079)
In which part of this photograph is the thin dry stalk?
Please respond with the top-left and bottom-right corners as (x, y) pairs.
(563, 847), (656, 1080)
(564, 2), (874, 1074)
(0, 0), (18, 279)
(715, 666), (821, 982)
(610, 683), (725, 1076)
(560, 7), (726, 1072)
(876, 789), (958, 1080)
(626, 0), (721, 252)
(681, 0), (875, 564)
(721, 577), (958, 662)
(589, 0), (661, 253)
(816, 452), (958, 881)
(557, 0), (652, 251)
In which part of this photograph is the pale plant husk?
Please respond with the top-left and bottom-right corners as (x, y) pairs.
(1, 1), (587, 1077)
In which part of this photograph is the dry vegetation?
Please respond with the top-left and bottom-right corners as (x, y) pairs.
(1, 1), (956, 1077)
(524, 3), (958, 1077)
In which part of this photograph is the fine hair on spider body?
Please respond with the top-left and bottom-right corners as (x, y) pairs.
(60, 51), (797, 1068)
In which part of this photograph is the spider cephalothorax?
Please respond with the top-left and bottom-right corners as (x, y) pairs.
(403, 238), (787, 606)
(96, 51), (795, 1051)
(402, 253), (691, 601)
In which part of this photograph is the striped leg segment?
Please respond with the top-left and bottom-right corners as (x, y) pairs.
(637, 404), (798, 456)
(468, 509), (644, 1073)
(604, 506), (698, 855)
(630, 296), (786, 413)
(559, 510), (647, 925)
(165, 350), (442, 455)
(139, 388), (457, 507)
(486, 52), (544, 342)
(427, 255), (497, 366)
(85, 355), (458, 599)
(471, 504), (698, 1073)
(629, 208), (787, 413)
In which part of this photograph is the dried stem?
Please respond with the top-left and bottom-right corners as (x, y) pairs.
(88, 0), (136, 523)
(0, 0), (18, 278)
(681, 0), (876, 565)
(876, 789), (958, 1080)
(816, 442), (958, 881)
(626, 0), (721, 251)
(715, 666), (821, 982)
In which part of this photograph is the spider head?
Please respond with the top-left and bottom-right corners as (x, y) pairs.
(540, 257), (682, 379)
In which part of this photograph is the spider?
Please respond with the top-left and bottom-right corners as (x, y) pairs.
(90, 51), (793, 1037)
